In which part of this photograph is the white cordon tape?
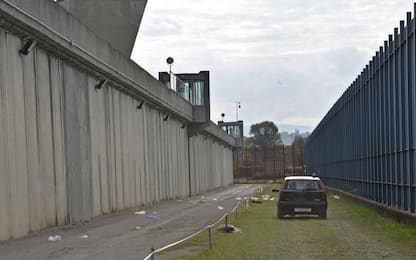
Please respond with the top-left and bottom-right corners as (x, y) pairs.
(143, 201), (242, 260)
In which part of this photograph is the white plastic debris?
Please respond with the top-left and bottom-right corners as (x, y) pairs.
(48, 235), (62, 242)
(199, 195), (207, 203)
(333, 195), (341, 200)
(213, 198), (218, 201)
(146, 212), (160, 220)
(79, 235), (88, 239)
(135, 227), (141, 230)
(218, 206), (224, 210)
(135, 210), (146, 215)
(235, 197), (242, 201)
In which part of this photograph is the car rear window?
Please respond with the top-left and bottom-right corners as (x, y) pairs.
(285, 180), (320, 191)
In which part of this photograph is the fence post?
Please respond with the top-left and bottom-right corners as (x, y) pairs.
(264, 146), (267, 181)
(292, 144), (295, 175)
(150, 247), (155, 260)
(208, 226), (212, 249)
(254, 147), (257, 181)
(283, 145), (286, 177)
(225, 214), (228, 230)
(273, 145), (276, 182)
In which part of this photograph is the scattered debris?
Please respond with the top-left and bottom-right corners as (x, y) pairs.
(135, 210), (146, 215)
(218, 206), (224, 210)
(217, 224), (242, 233)
(199, 196), (207, 203)
(333, 195), (341, 200)
(251, 197), (262, 203)
(235, 197), (242, 201)
(252, 200), (263, 204)
(79, 235), (88, 239)
(213, 198), (218, 201)
(146, 212), (160, 220)
(48, 235), (62, 242)
(135, 226), (141, 230)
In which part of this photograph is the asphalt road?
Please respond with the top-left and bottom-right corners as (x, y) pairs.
(0, 184), (264, 260)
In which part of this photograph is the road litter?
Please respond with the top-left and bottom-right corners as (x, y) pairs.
(199, 195), (207, 203)
(135, 210), (146, 215)
(146, 212), (160, 220)
(235, 197), (242, 201)
(48, 235), (62, 242)
(135, 227), (141, 230)
(251, 197), (262, 204)
(217, 224), (242, 233)
(218, 206), (224, 210)
(333, 195), (341, 200)
(79, 235), (88, 239)
(213, 198), (218, 201)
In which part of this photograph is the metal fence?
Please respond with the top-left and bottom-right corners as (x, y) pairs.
(305, 6), (416, 213)
(234, 145), (304, 182)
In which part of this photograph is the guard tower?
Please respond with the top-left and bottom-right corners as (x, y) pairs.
(159, 71), (210, 123)
(218, 120), (244, 147)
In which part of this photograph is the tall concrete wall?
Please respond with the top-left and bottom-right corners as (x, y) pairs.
(189, 134), (234, 195)
(0, 0), (235, 241)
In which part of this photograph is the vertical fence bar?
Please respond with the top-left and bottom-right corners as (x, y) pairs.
(305, 7), (416, 213)
(283, 145), (286, 177)
(292, 145), (295, 175)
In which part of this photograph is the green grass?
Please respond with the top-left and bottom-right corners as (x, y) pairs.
(161, 188), (416, 260)
(329, 194), (416, 247)
(164, 187), (285, 259)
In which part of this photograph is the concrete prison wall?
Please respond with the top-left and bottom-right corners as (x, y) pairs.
(0, 0), (235, 241)
(189, 134), (234, 196)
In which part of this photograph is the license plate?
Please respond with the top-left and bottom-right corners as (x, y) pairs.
(294, 208), (311, 213)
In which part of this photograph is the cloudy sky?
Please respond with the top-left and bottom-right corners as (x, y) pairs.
(132, 0), (413, 134)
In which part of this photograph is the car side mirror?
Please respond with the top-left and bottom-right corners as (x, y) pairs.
(272, 189), (280, 193)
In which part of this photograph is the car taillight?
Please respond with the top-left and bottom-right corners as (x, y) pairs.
(319, 180), (326, 192)
(281, 181), (288, 191)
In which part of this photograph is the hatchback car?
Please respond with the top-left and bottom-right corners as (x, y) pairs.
(277, 176), (327, 219)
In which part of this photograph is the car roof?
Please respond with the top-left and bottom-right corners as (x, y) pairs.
(284, 176), (320, 181)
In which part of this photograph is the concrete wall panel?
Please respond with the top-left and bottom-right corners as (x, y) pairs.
(6, 34), (29, 239)
(36, 49), (56, 228)
(0, 31), (10, 241)
(21, 37), (42, 234)
(49, 56), (67, 226)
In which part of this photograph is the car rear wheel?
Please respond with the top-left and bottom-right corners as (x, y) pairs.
(319, 210), (327, 219)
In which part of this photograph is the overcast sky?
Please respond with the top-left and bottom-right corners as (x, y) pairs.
(132, 0), (413, 134)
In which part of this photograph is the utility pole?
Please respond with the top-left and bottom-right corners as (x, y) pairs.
(235, 102), (241, 121)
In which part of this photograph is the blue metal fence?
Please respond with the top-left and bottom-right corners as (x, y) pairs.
(305, 5), (416, 213)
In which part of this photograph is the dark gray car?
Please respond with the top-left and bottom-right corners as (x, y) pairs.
(277, 176), (327, 219)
